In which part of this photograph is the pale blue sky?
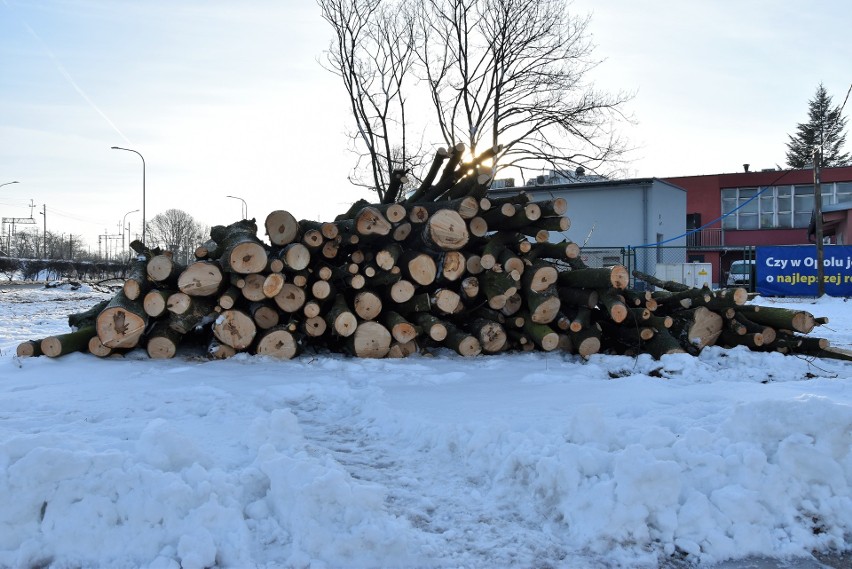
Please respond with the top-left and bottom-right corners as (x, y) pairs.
(1, 0), (851, 252)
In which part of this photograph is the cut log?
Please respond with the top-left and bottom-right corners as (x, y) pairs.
(745, 307), (816, 334)
(415, 313), (448, 341)
(355, 206), (393, 237)
(400, 251), (438, 286)
(437, 251), (466, 283)
(249, 301), (281, 330)
(208, 338), (237, 360)
(669, 306), (723, 353)
(383, 310), (419, 344)
(146, 321), (184, 359)
(212, 309), (257, 350)
(522, 260), (559, 293)
(147, 253), (184, 285)
(419, 209), (469, 251)
(143, 289), (172, 318)
(255, 327), (299, 359)
(262, 272), (286, 299)
(522, 318), (559, 351)
(325, 294), (358, 337)
(558, 266), (629, 290)
(87, 336), (115, 357)
(643, 328), (687, 358)
(353, 290), (383, 321)
(431, 288), (463, 315)
(166, 294), (216, 334)
(302, 316), (327, 337)
(16, 340), (42, 358)
(265, 210), (300, 246)
(568, 326), (602, 358)
(348, 321), (392, 358)
(273, 283), (306, 313)
(598, 288), (628, 323)
(469, 319), (507, 353)
(211, 219), (269, 274)
(123, 258), (152, 301)
(96, 290), (148, 349)
(276, 243), (311, 272)
(524, 286), (561, 324)
(41, 326), (97, 358)
(443, 321), (482, 356)
(387, 339), (419, 358)
(177, 261), (224, 297)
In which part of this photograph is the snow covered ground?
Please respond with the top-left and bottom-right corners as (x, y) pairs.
(0, 283), (850, 569)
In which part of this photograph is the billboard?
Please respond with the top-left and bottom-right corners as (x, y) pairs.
(756, 245), (852, 296)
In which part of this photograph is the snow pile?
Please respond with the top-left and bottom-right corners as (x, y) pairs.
(0, 286), (850, 568)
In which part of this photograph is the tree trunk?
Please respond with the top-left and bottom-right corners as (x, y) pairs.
(744, 307), (816, 334)
(325, 294), (357, 337)
(469, 318), (507, 353)
(16, 340), (42, 358)
(143, 289), (173, 318)
(68, 299), (110, 329)
(40, 326), (97, 357)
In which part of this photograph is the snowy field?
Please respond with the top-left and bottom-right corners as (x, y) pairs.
(0, 283), (851, 569)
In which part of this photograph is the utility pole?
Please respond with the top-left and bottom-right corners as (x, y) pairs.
(41, 205), (47, 258)
(813, 148), (825, 297)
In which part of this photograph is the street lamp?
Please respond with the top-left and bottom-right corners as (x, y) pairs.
(0, 180), (19, 189)
(111, 147), (146, 244)
(122, 209), (140, 256)
(226, 195), (247, 219)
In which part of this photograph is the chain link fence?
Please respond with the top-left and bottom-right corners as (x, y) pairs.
(576, 246), (757, 291)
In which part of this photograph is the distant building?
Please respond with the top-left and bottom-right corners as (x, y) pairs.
(664, 165), (852, 286)
(487, 178), (686, 280)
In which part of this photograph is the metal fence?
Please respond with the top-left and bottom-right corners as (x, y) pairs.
(577, 246), (757, 291)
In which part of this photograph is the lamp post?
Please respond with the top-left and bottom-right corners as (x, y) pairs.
(111, 147), (146, 244)
(226, 195), (247, 220)
(122, 208), (140, 256)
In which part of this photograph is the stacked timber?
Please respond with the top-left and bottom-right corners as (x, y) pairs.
(16, 143), (844, 362)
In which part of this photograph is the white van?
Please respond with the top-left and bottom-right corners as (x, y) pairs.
(726, 260), (755, 287)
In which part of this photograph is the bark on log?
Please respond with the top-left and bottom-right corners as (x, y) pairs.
(68, 299), (110, 330)
(744, 307), (816, 334)
(442, 321), (482, 356)
(123, 259), (152, 301)
(147, 254), (184, 285)
(16, 340), (43, 358)
(41, 326), (97, 358)
(212, 219), (269, 274)
(558, 266), (629, 290)
(146, 321), (184, 359)
(325, 294), (358, 337)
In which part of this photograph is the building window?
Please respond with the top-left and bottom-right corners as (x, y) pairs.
(720, 182), (849, 230)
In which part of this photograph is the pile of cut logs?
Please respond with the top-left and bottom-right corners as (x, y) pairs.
(16, 144), (847, 362)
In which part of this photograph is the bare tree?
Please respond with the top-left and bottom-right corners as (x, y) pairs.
(418, 0), (632, 179)
(319, 0), (632, 189)
(318, 0), (426, 202)
(145, 209), (208, 265)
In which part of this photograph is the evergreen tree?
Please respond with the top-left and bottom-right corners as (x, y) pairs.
(785, 83), (850, 168)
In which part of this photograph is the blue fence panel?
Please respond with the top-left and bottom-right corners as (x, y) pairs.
(756, 245), (852, 296)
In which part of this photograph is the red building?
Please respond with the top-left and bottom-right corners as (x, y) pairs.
(664, 166), (852, 287)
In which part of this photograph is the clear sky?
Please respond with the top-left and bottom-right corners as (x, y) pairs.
(1, 0), (851, 254)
